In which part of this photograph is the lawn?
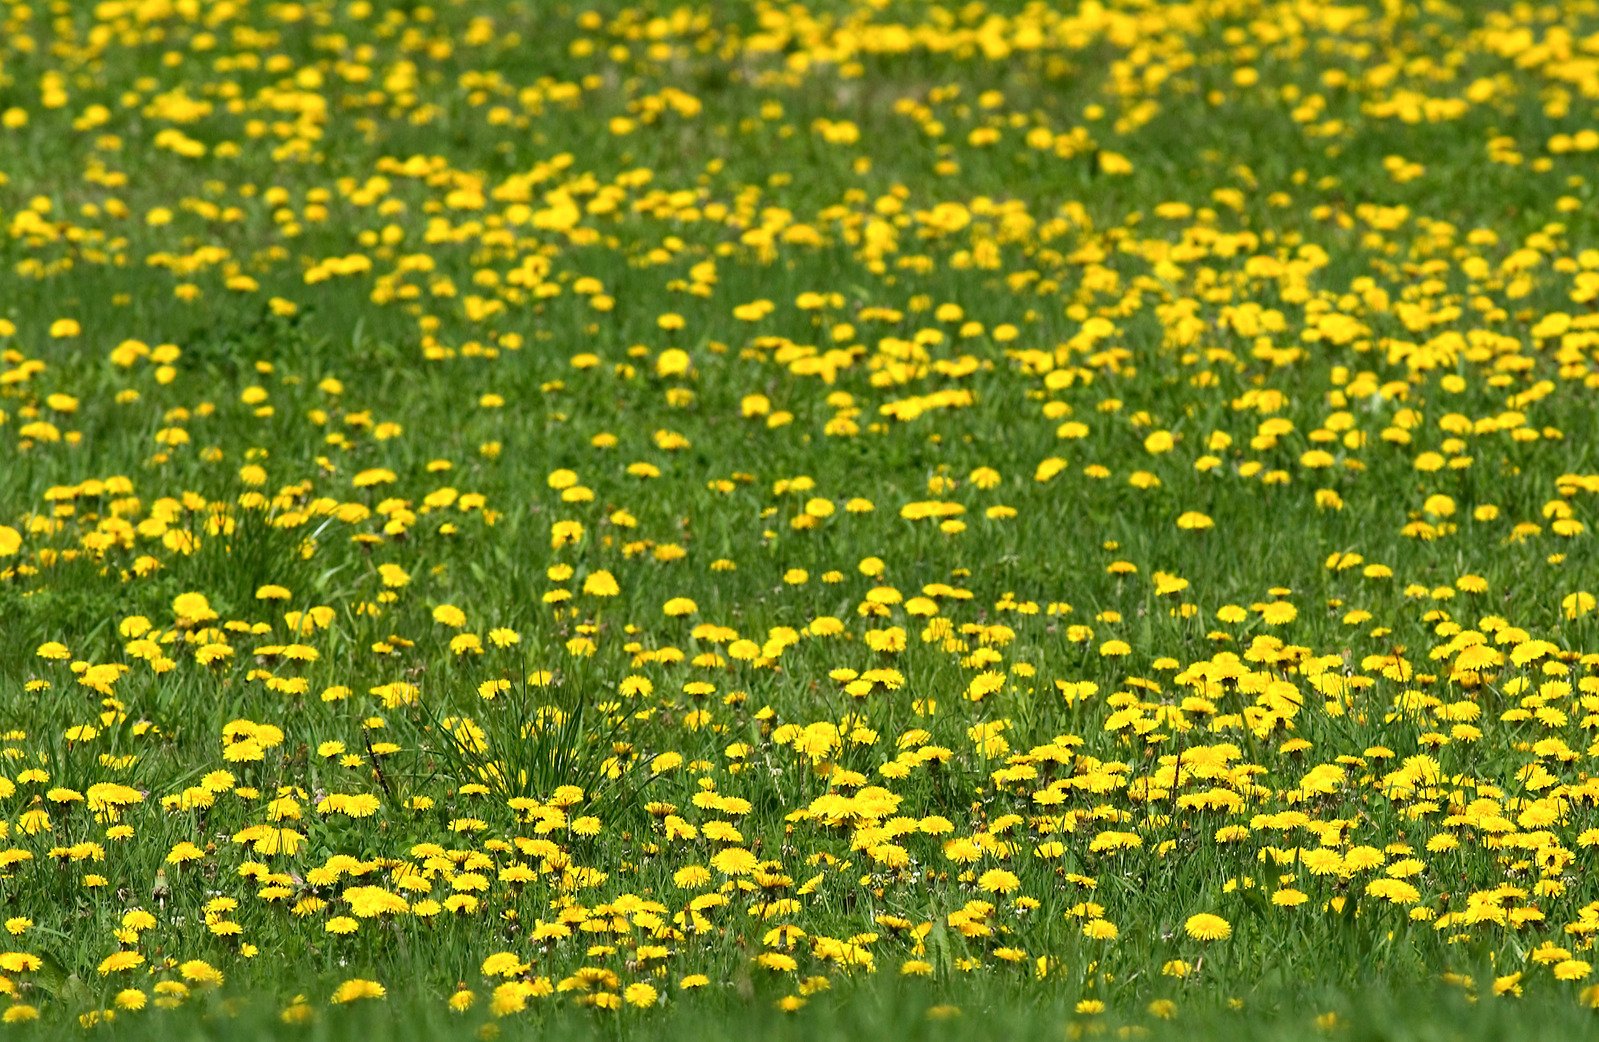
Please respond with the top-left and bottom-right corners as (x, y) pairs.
(3, 0), (1599, 1037)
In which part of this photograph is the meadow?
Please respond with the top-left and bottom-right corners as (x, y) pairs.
(3, 0), (1599, 1037)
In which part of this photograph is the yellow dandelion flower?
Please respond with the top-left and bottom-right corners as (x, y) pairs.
(1184, 913), (1232, 941)
(331, 978), (386, 1003)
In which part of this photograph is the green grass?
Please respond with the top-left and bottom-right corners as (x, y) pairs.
(2, 0), (1599, 1036)
(11, 976), (1599, 1041)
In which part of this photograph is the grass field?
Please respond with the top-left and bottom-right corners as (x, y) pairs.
(4, 0), (1599, 1036)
